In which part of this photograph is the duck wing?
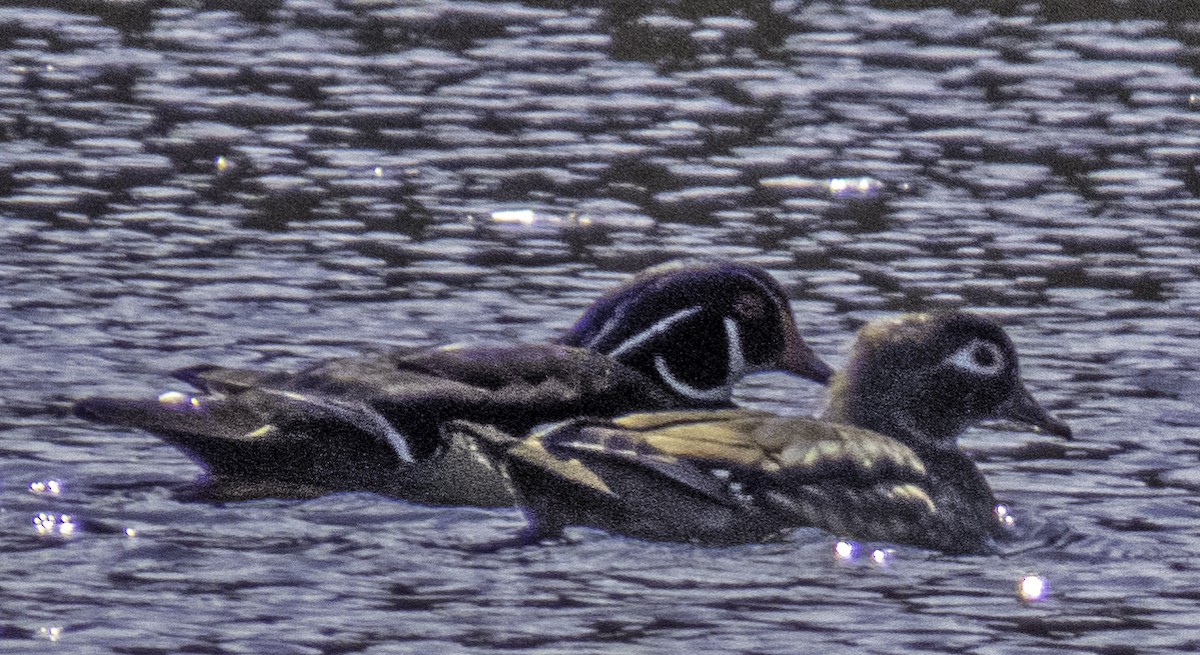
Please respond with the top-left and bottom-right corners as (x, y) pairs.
(75, 343), (683, 503)
(602, 411), (928, 484)
(368, 344), (681, 426)
(617, 412), (997, 552)
(456, 410), (967, 546)
(445, 417), (767, 543)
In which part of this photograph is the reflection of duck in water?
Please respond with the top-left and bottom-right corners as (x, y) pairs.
(456, 311), (1071, 554)
(74, 259), (832, 506)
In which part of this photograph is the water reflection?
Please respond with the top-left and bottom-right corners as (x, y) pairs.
(2, 0), (1199, 652)
(995, 503), (1016, 529)
(477, 208), (591, 228)
(760, 175), (891, 199)
(1018, 574), (1049, 603)
(870, 548), (894, 567)
(28, 480), (62, 497)
(32, 513), (75, 537)
(834, 539), (860, 562)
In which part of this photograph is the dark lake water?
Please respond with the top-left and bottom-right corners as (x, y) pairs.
(3, 0), (1200, 652)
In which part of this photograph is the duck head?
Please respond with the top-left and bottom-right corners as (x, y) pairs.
(560, 259), (833, 405)
(823, 311), (1071, 451)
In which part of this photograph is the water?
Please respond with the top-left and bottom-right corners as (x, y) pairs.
(2, 0), (1200, 652)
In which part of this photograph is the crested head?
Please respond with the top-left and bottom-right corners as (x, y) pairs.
(560, 259), (832, 405)
(824, 311), (1070, 451)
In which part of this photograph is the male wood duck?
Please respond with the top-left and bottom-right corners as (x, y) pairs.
(450, 311), (1072, 553)
(73, 259), (832, 505)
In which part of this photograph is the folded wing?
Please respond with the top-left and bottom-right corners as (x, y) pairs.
(458, 411), (974, 547)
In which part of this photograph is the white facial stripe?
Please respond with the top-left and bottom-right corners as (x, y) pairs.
(581, 311), (622, 350)
(607, 305), (703, 360)
(947, 339), (1005, 376)
(723, 316), (746, 381)
(645, 316), (744, 402)
(654, 354), (732, 403)
(731, 271), (796, 371)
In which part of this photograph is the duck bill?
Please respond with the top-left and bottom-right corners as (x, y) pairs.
(995, 385), (1072, 439)
(781, 332), (834, 385)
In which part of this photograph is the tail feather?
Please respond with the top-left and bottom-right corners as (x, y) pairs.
(74, 389), (414, 483)
(73, 395), (272, 473)
(73, 395), (263, 439)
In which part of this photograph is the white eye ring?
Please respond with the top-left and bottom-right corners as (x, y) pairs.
(947, 339), (1005, 376)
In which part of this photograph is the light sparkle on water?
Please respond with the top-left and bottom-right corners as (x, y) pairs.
(834, 541), (898, 567)
(29, 480), (62, 496)
(474, 209), (593, 230)
(828, 176), (885, 198)
(1018, 574), (1049, 602)
(33, 513), (75, 536)
(995, 503), (1016, 529)
(834, 540), (859, 561)
(871, 549), (894, 566)
(759, 175), (889, 199)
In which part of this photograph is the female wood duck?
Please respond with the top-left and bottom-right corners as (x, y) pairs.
(73, 259), (832, 505)
(450, 311), (1072, 553)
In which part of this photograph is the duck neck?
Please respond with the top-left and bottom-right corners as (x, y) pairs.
(821, 372), (966, 458)
(826, 369), (999, 486)
(823, 373), (999, 521)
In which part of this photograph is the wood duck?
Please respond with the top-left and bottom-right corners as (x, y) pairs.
(450, 311), (1072, 553)
(559, 259), (832, 403)
(73, 259), (832, 506)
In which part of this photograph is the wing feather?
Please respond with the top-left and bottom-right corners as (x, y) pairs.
(518, 422), (743, 506)
(609, 414), (927, 484)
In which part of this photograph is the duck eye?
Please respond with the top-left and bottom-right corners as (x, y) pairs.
(972, 345), (995, 368)
(947, 339), (1004, 376)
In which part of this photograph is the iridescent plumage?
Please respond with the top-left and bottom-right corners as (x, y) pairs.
(74, 259), (830, 505)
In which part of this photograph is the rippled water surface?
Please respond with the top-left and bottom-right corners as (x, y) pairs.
(3, 0), (1200, 652)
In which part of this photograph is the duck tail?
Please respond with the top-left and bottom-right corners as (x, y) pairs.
(72, 394), (271, 472)
(75, 389), (421, 485)
(73, 395), (226, 436)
